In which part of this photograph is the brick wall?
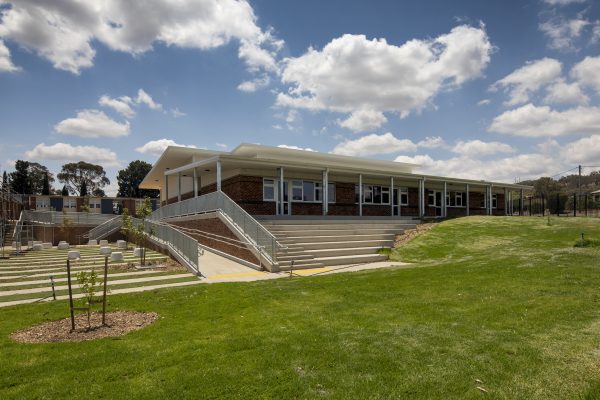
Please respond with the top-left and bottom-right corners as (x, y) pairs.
(171, 218), (259, 265)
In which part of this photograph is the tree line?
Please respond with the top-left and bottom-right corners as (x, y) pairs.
(521, 170), (600, 198)
(1, 160), (159, 198)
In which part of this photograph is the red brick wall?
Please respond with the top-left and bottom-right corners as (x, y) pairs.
(171, 218), (259, 265)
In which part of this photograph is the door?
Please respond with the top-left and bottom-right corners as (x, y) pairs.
(392, 188), (400, 216)
(275, 180), (291, 215)
(435, 191), (443, 216)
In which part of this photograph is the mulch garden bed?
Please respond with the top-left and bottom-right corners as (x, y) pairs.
(394, 223), (436, 248)
(10, 311), (159, 343)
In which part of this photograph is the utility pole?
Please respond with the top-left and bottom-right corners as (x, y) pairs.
(578, 165), (582, 216)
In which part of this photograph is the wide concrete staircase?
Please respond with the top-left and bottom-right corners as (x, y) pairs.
(260, 218), (419, 270)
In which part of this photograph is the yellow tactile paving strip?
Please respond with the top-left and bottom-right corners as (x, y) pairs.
(290, 267), (333, 275)
(206, 271), (267, 279)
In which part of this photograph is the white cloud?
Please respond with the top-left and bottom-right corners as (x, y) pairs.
(417, 136), (446, 149)
(562, 135), (600, 163)
(543, 79), (588, 104)
(24, 143), (120, 167)
(98, 95), (135, 118)
(451, 140), (515, 157)
(490, 58), (562, 106)
(477, 99), (491, 106)
(332, 133), (417, 157)
(543, 0), (586, 5)
(337, 109), (388, 133)
(237, 75), (270, 92)
(394, 153), (557, 182)
(539, 16), (590, 51)
(0, 39), (19, 72)
(135, 89), (162, 111)
(489, 104), (600, 137)
(54, 109), (130, 138)
(277, 144), (316, 152)
(277, 25), (492, 122)
(571, 55), (600, 94)
(135, 139), (197, 156)
(170, 108), (186, 118)
(215, 143), (228, 150)
(0, 0), (281, 83)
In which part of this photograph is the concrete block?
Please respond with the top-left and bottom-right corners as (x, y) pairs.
(87, 239), (98, 246)
(32, 244), (43, 251)
(68, 250), (80, 260)
(117, 240), (127, 249)
(111, 252), (124, 262)
(133, 247), (145, 257)
(99, 246), (112, 256)
(57, 242), (70, 250)
(99, 239), (109, 246)
(42, 242), (52, 249)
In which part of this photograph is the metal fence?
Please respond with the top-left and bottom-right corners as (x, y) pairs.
(87, 216), (123, 241)
(23, 210), (117, 225)
(150, 191), (283, 264)
(518, 193), (600, 217)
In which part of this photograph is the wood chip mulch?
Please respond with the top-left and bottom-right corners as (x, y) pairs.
(394, 223), (436, 248)
(10, 311), (159, 343)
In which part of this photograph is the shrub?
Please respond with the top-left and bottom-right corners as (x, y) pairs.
(574, 238), (600, 248)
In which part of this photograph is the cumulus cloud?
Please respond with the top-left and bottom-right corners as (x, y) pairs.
(0, 39), (19, 72)
(337, 109), (388, 133)
(539, 16), (590, 51)
(135, 89), (162, 110)
(417, 136), (446, 149)
(571, 55), (600, 94)
(562, 135), (600, 164)
(543, 79), (588, 104)
(55, 109), (130, 138)
(394, 153), (557, 182)
(543, 0), (586, 5)
(277, 25), (492, 127)
(135, 139), (197, 156)
(490, 58), (562, 106)
(98, 95), (135, 118)
(477, 99), (491, 106)
(237, 75), (271, 92)
(332, 133), (417, 157)
(0, 0), (281, 84)
(489, 104), (600, 137)
(170, 108), (186, 118)
(452, 140), (515, 157)
(24, 143), (120, 166)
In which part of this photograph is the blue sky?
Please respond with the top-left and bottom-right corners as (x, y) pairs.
(1, 0), (600, 195)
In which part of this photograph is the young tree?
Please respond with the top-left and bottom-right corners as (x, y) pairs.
(9, 160), (31, 194)
(57, 161), (110, 196)
(121, 208), (132, 248)
(132, 198), (154, 266)
(42, 173), (50, 195)
(117, 160), (159, 198)
(28, 162), (54, 194)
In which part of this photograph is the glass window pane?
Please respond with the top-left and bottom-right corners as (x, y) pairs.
(303, 181), (314, 201)
(315, 182), (322, 202)
(292, 187), (303, 201)
(328, 183), (336, 203)
(364, 185), (373, 203)
(373, 186), (382, 204)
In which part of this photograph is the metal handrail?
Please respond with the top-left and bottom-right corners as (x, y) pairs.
(149, 191), (285, 264)
(23, 210), (117, 225)
(132, 217), (200, 274)
(86, 216), (122, 240)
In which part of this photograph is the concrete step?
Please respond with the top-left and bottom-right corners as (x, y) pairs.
(259, 218), (418, 225)
(286, 239), (394, 250)
(278, 234), (397, 243)
(265, 223), (416, 231)
(276, 254), (315, 261)
(273, 228), (404, 237)
(305, 246), (383, 258)
(315, 253), (388, 267)
(277, 261), (325, 270)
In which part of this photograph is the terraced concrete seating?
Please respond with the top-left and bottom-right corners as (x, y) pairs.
(260, 218), (419, 270)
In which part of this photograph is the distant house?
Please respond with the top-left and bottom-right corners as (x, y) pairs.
(592, 189), (600, 203)
(140, 143), (531, 218)
(28, 195), (158, 215)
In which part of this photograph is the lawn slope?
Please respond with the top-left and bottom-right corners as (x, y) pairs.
(1, 216), (600, 399)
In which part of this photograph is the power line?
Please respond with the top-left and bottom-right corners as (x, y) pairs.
(549, 166), (579, 179)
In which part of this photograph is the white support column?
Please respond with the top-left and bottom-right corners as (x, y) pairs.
(322, 169), (329, 215)
(390, 176), (394, 217)
(193, 168), (198, 198)
(216, 158), (222, 192)
(177, 172), (181, 202)
(466, 183), (470, 216)
(488, 186), (492, 216)
(443, 181), (447, 218)
(279, 167), (284, 215)
(358, 174), (363, 217)
(520, 189), (524, 216)
(504, 187), (508, 216)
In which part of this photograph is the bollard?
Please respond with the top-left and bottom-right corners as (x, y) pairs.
(49, 275), (56, 300)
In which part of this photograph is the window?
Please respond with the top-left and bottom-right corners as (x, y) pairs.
(428, 191), (436, 206)
(480, 193), (498, 209)
(355, 185), (391, 204)
(64, 198), (76, 208)
(292, 180), (303, 201)
(399, 187), (408, 206)
(446, 192), (451, 207)
(263, 179), (275, 201)
(455, 192), (464, 207)
(303, 181), (315, 201)
(315, 182), (322, 202)
(327, 183), (336, 203)
(492, 194), (498, 209)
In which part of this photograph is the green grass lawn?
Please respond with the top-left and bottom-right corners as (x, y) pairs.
(1, 216), (600, 399)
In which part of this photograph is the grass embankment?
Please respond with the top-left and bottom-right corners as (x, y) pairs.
(1, 217), (600, 399)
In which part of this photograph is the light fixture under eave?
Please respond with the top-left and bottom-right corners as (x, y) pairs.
(204, 169), (210, 172)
